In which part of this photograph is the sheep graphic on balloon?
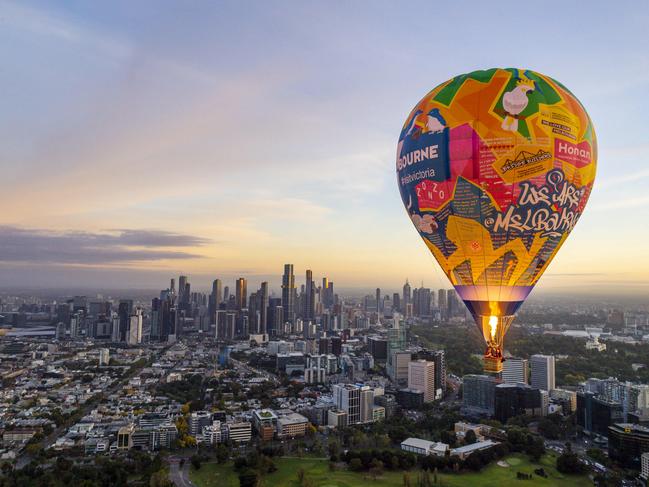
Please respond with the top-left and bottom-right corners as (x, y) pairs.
(396, 68), (597, 373)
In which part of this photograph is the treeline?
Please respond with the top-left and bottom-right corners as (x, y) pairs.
(1, 451), (170, 487)
(156, 374), (203, 405)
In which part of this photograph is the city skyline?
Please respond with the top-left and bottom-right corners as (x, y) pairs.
(2, 1), (649, 294)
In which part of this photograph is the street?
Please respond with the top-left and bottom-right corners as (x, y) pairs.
(168, 456), (195, 487)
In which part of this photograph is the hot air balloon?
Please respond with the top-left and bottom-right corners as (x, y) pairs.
(396, 68), (596, 373)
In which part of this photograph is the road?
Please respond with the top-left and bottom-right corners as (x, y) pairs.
(230, 357), (279, 384)
(168, 456), (195, 487)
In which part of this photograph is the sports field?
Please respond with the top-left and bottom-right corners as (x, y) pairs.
(189, 453), (593, 487)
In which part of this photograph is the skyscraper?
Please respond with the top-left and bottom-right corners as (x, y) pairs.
(462, 374), (496, 415)
(408, 360), (435, 403)
(178, 275), (188, 304)
(209, 279), (222, 325)
(438, 289), (447, 317)
(403, 280), (411, 309)
(259, 281), (269, 334)
(282, 264), (296, 323)
(212, 279), (222, 306)
(235, 278), (247, 310)
(502, 357), (528, 384)
(304, 269), (315, 320)
(375, 288), (381, 313)
(333, 384), (360, 424)
(530, 354), (556, 391)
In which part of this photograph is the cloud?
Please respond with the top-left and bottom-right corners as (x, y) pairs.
(0, 226), (210, 265)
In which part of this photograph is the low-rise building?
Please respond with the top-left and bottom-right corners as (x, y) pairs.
(400, 437), (449, 457)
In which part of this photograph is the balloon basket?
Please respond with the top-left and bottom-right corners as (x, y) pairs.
(483, 355), (503, 374)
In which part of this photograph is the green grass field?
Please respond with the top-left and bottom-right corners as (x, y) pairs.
(189, 454), (593, 487)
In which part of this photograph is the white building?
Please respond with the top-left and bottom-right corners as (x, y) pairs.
(227, 422), (252, 443)
(400, 437), (449, 457)
(408, 360), (436, 403)
(98, 348), (110, 366)
(641, 452), (649, 481)
(333, 384), (360, 424)
(501, 357), (528, 384)
(530, 354), (555, 391)
(127, 312), (143, 345)
(305, 367), (326, 384)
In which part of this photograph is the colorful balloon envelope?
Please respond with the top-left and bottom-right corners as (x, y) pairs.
(396, 68), (597, 373)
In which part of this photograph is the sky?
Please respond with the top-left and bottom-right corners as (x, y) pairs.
(1, 1), (649, 294)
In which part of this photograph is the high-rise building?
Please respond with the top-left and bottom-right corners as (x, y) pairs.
(494, 383), (543, 423)
(502, 357), (528, 384)
(360, 387), (375, 423)
(127, 310), (143, 345)
(209, 279), (223, 325)
(333, 384), (361, 424)
(462, 374), (496, 416)
(438, 289), (447, 318)
(403, 280), (411, 310)
(392, 293), (401, 313)
(282, 264), (296, 323)
(408, 360), (436, 403)
(178, 276), (188, 304)
(235, 278), (247, 310)
(608, 423), (649, 469)
(118, 299), (133, 342)
(304, 270), (315, 320)
(259, 281), (269, 334)
(530, 354), (555, 391)
(431, 350), (446, 399)
(387, 322), (408, 382)
(375, 288), (381, 313)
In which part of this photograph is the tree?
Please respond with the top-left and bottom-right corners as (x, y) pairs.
(216, 443), (229, 464)
(349, 458), (363, 472)
(464, 430), (477, 445)
(190, 455), (202, 470)
(369, 459), (384, 480)
(238, 468), (259, 487)
(556, 450), (587, 474)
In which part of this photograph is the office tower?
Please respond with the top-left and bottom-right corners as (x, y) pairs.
(387, 322), (408, 382)
(304, 270), (315, 320)
(321, 277), (330, 308)
(375, 288), (381, 313)
(360, 387), (375, 423)
(118, 299), (133, 342)
(259, 281), (269, 334)
(215, 310), (226, 339)
(393, 293), (401, 313)
(282, 264), (296, 323)
(209, 279), (222, 324)
(127, 310), (143, 345)
(408, 360), (436, 402)
(438, 289), (447, 317)
(462, 374), (496, 415)
(432, 350), (446, 399)
(577, 391), (624, 437)
(183, 282), (191, 309)
(70, 314), (80, 338)
(235, 278), (247, 310)
(494, 383), (543, 423)
(333, 384), (361, 424)
(530, 354), (555, 391)
(178, 276), (187, 303)
(502, 357), (528, 384)
(170, 278), (176, 296)
(403, 280), (411, 309)
(150, 298), (161, 341)
(608, 424), (649, 469)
